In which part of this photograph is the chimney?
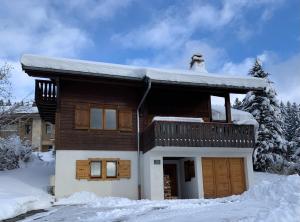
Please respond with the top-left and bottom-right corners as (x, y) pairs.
(190, 54), (207, 73)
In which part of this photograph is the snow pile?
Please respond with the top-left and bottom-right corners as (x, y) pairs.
(35, 151), (55, 162)
(51, 173), (300, 222)
(56, 191), (137, 207)
(242, 173), (300, 221)
(212, 105), (258, 128)
(0, 154), (54, 220)
(152, 116), (203, 123)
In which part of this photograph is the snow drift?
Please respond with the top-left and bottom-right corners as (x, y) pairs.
(53, 173), (300, 222)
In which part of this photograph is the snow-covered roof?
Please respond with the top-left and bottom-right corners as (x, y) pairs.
(21, 54), (267, 91)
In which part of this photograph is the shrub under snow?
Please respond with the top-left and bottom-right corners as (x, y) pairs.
(0, 135), (32, 170)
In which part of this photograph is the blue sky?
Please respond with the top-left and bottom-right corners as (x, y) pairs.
(0, 0), (299, 103)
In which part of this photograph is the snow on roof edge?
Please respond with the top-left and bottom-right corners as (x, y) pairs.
(21, 54), (267, 90)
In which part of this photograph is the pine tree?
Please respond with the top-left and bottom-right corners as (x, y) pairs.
(232, 98), (242, 109)
(249, 59), (269, 78)
(285, 102), (300, 142)
(280, 101), (288, 138)
(241, 59), (287, 172)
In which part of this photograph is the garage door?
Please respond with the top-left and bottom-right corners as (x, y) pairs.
(202, 158), (246, 198)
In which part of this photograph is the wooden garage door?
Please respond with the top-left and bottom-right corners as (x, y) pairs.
(202, 158), (246, 198)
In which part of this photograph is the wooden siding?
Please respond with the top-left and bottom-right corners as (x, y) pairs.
(56, 79), (140, 151)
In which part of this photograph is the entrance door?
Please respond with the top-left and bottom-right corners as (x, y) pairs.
(163, 164), (178, 198)
(202, 158), (246, 198)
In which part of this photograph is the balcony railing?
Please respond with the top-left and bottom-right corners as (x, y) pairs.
(142, 120), (255, 152)
(35, 80), (57, 103)
(35, 80), (57, 123)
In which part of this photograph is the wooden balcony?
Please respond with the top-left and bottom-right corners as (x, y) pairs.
(142, 121), (255, 152)
(35, 80), (57, 124)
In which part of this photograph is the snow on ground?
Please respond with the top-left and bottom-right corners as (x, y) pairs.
(0, 151), (55, 220)
(21, 172), (300, 222)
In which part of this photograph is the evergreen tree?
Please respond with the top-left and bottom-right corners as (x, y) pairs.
(280, 101), (288, 138)
(285, 102), (300, 141)
(232, 98), (242, 109)
(240, 59), (287, 172)
(291, 127), (300, 162)
(249, 59), (269, 78)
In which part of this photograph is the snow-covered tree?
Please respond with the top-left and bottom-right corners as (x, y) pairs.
(0, 63), (34, 170)
(280, 101), (288, 138)
(232, 98), (242, 109)
(284, 102), (300, 142)
(0, 135), (32, 170)
(240, 59), (287, 173)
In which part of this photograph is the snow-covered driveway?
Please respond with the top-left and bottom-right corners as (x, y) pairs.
(21, 173), (300, 222)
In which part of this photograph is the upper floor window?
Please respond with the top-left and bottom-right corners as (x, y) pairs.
(46, 123), (52, 135)
(105, 109), (117, 130)
(90, 108), (103, 129)
(211, 96), (226, 121)
(90, 108), (117, 130)
(75, 104), (132, 131)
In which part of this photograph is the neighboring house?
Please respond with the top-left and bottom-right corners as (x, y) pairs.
(21, 54), (266, 200)
(0, 108), (55, 152)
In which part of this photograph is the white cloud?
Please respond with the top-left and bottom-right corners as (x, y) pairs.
(113, 0), (285, 50)
(127, 40), (226, 71)
(220, 51), (300, 103)
(0, 1), (95, 101)
(60, 0), (133, 20)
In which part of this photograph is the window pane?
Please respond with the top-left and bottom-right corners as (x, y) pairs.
(46, 124), (52, 134)
(105, 109), (117, 130)
(211, 96), (226, 121)
(90, 161), (102, 177)
(90, 108), (103, 129)
(106, 161), (117, 177)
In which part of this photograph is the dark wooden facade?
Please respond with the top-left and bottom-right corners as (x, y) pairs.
(55, 78), (141, 151)
(33, 75), (255, 152)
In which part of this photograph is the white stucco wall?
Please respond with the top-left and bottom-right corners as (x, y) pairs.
(141, 146), (254, 200)
(31, 118), (42, 150)
(179, 157), (199, 199)
(141, 152), (164, 200)
(55, 150), (138, 199)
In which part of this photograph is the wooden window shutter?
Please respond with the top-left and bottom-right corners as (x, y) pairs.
(75, 104), (90, 129)
(76, 160), (90, 179)
(118, 109), (133, 131)
(118, 160), (131, 178)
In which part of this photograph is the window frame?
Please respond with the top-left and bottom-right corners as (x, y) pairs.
(90, 107), (104, 130)
(210, 95), (227, 122)
(89, 105), (118, 131)
(89, 160), (103, 179)
(45, 123), (52, 135)
(106, 160), (118, 178)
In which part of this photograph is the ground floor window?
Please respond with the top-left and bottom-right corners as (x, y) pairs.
(106, 161), (117, 178)
(90, 161), (102, 178)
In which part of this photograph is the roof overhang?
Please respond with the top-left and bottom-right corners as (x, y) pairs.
(21, 54), (267, 93)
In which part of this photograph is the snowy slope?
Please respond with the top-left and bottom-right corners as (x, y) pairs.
(0, 152), (55, 220)
(22, 173), (300, 222)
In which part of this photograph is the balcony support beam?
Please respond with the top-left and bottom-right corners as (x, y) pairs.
(225, 93), (232, 123)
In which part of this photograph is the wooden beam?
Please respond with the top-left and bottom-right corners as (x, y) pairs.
(225, 93), (232, 123)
